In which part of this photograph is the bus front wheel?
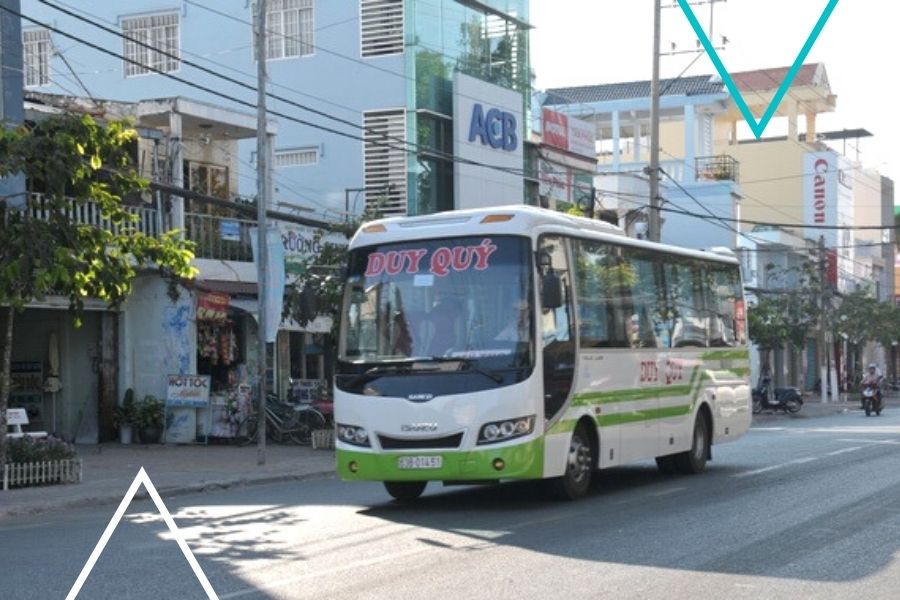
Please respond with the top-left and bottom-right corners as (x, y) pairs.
(384, 481), (427, 502)
(553, 423), (593, 500)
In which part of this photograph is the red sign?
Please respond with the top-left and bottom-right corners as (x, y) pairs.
(542, 109), (569, 150)
(197, 292), (229, 321)
(826, 250), (838, 287)
(365, 239), (498, 278)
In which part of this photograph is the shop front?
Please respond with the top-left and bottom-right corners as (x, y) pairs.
(192, 288), (258, 442)
(3, 303), (116, 443)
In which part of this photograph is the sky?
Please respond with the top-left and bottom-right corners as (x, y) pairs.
(530, 0), (898, 188)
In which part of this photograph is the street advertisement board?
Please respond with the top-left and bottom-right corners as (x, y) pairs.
(542, 108), (596, 159)
(453, 72), (524, 209)
(166, 374), (211, 408)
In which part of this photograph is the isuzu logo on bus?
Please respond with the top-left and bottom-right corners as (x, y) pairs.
(401, 422), (438, 432)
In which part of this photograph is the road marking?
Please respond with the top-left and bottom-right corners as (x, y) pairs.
(827, 446), (863, 456)
(733, 456), (818, 478)
(649, 486), (687, 497)
(836, 438), (900, 446)
(219, 547), (426, 599)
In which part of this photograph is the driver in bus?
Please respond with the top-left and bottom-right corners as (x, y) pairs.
(495, 299), (530, 342)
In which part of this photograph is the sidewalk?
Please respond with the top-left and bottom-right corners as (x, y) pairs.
(753, 393), (900, 421)
(0, 442), (336, 520)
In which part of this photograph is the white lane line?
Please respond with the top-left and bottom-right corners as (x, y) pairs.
(836, 438), (900, 446)
(733, 456), (818, 478)
(649, 486), (687, 497)
(219, 547), (426, 599)
(827, 446), (863, 456)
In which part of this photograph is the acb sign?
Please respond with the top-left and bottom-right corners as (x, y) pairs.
(468, 103), (518, 152)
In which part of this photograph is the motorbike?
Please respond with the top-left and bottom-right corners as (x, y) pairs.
(861, 381), (883, 417)
(752, 376), (803, 414)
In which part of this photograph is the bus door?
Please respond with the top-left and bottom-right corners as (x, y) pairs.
(538, 236), (576, 422)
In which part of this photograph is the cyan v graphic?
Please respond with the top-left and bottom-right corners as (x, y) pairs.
(677, 0), (840, 138)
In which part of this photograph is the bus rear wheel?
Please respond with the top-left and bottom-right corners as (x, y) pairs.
(384, 481), (427, 502)
(553, 423), (593, 500)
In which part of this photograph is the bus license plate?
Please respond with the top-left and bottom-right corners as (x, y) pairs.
(398, 456), (443, 470)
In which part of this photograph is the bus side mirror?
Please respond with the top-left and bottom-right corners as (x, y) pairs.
(541, 272), (563, 310)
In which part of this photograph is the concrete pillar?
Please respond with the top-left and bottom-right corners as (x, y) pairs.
(787, 98), (798, 142)
(684, 105), (696, 180)
(168, 112), (185, 234)
(632, 117), (641, 162)
(612, 111), (621, 171)
(806, 112), (817, 143)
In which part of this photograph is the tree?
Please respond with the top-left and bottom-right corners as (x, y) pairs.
(0, 115), (198, 467)
(747, 260), (821, 382)
(282, 205), (383, 344)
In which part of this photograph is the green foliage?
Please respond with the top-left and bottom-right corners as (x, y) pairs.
(0, 115), (198, 314)
(7, 436), (77, 463)
(834, 289), (881, 346)
(282, 204), (383, 338)
(113, 390), (139, 428)
(137, 394), (164, 429)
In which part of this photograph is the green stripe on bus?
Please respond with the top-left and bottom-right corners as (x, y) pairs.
(596, 404), (692, 427)
(573, 366), (699, 406)
(337, 438), (545, 482)
(700, 349), (749, 361)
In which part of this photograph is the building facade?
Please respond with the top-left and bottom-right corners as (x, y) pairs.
(22, 0), (532, 218)
(7, 0), (535, 441)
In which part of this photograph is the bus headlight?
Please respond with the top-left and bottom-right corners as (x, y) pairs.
(477, 415), (535, 445)
(337, 424), (371, 447)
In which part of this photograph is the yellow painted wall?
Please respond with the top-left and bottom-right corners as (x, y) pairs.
(852, 168), (884, 244)
(714, 139), (809, 234)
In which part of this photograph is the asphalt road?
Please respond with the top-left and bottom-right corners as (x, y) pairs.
(4, 407), (900, 600)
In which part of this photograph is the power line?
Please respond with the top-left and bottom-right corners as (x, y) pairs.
(9, 5), (539, 193)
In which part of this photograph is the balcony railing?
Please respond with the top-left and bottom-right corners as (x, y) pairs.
(695, 155), (740, 183)
(185, 212), (254, 261)
(28, 193), (160, 237)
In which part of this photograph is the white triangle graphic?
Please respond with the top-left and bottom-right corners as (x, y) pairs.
(66, 467), (218, 599)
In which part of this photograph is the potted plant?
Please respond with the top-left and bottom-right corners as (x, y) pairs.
(137, 394), (165, 444)
(113, 389), (138, 445)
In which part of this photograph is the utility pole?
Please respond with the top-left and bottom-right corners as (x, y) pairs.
(817, 235), (828, 402)
(648, 0), (662, 242)
(255, 0), (270, 465)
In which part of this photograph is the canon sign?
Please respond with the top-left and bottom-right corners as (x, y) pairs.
(812, 158), (828, 223)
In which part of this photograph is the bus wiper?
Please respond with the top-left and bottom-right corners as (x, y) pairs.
(344, 360), (442, 388)
(422, 356), (504, 384)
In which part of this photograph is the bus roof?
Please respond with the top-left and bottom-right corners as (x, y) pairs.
(351, 205), (738, 265)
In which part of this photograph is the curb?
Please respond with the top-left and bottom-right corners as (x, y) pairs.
(0, 468), (336, 520)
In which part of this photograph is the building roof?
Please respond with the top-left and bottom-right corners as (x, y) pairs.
(543, 75), (725, 106)
(542, 63), (828, 107)
(729, 63), (824, 92)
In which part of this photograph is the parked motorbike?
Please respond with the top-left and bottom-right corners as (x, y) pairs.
(861, 381), (883, 417)
(752, 376), (803, 414)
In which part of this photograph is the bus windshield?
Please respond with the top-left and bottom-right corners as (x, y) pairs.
(339, 235), (533, 372)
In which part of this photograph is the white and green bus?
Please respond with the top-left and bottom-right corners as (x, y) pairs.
(335, 206), (751, 500)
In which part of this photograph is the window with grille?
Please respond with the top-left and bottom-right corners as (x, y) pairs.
(274, 147), (319, 168)
(121, 12), (180, 77)
(253, 0), (314, 60)
(360, 0), (403, 58)
(23, 28), (51, 87)
(363, 109), (407, 216)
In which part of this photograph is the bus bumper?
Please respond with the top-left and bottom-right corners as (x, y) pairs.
(336, 438), (545, 482)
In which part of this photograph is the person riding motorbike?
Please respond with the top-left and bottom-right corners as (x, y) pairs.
(861, 363), (883, 410)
